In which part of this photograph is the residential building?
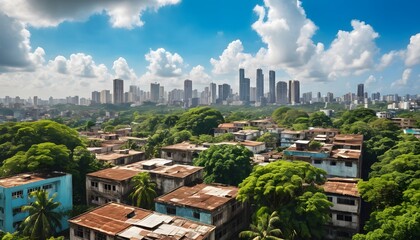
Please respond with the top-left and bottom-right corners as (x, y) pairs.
(86, 159), (203, 205)
(280, 130), (306, 147)
(150, 82), (160, 103)
(239, 69), (250, 102)
(91, 91), (100, 104)
(214, 123), (240, 137)
(214, 141), (266, 154)
(250, 119), (277, 129)
(269, 70), (276, 103)
(305, 128), (340, 140)
(113, 79), (124, 104)
(256, 68), (264, 102)
(390, 118), (417, 129)
(0, 172), (72, 232)
(100, 90), (111, 104)
(184, 79), (193, 108)
(69, 202), (215, 240)
(95, 149), (145, 165)
(276, 81), (288, 104)
(210, 82), (217, 104)
(323, 178), (362, 240)
(155, 184), (248, 240)
(289, 80), (300, 105)
(233, 129), (261, 141)
(160, 142), (208, 165)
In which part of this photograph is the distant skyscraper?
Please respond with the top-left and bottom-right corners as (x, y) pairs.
(327, 92), (334, 103)
(269, 70), (275, 103)
(184, 79), (193, 107)
(289, 80), (300, 105)
(357, 84), (364, 102)
(222, 84), (231, 101)
(100, 90), (111, 104)
(91, 91), (100, 104)
(33, 96), (38, 106)
(239, 68), (250, 102)
(113, 79), (124, 104)
(218, 85), (223, 101)
(210, 83), (217, 104)
(276, 81), (287, 104)
(256, 69), (264, 102)
(150, 82), (160, 103)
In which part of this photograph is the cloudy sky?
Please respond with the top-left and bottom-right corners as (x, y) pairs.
(0, 0), (419, 99)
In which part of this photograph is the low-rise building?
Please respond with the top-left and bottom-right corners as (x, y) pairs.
(250, 119), (276, 129)
(68, 202), (216, 240)
(160, 142), (208, 165)
(86, 159), (203, 206)
(280, 130), (306, 147)
(305, 128), (339, 140)
(155, 184), (248, 240)
(214, 123), (239, 137)
(215, 141), (266, 154)
(0, 172), (73, 233)
(233, 129), (261, 141)
(391, 118), (417, 129)
(322, 178), (362, 240)
(95, 149), (145, 165)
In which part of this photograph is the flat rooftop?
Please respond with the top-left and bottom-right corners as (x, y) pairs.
(322, 178), (360, 197)
(69, 202), (215, 239)
(333, 134), (363, 144)
(216, 123), (236, 128)
(87, 168), (140, 181)
(161, 142), (208, 152)
(0, 172), (68, 188)
(150, 165), (203, 178)
(96, 150), (144, 161)
(331, 149), (361, 160)
(155, 184), (238, 212)
(240, 140), (265, 147)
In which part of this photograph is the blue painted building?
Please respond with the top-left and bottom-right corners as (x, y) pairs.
(0, 172), (72, 233)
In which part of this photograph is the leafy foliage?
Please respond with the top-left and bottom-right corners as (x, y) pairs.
(308, 112), (333, 128)
(238, 161), (331, 239)
(21, 190), (63, 240)
(194, 144), (253, 186)
(239, 210), (284, 240)
(130, 172), (157, 210)
(176, 107), (224, 135)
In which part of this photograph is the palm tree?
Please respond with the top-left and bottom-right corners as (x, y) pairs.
(129, 172), (157, 209)
(21, 190), (62, 240)
(239, 211), (284, 240)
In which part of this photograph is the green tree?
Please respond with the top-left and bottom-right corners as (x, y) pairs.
(21, 190), (63, 240)
(308, 112), (333, 128)
(176, 107), (224, 135)
(194, 144), (253, 186)
(272, 107), (291, 124)
(238, 161), (332, 239)
(129, 172), (157, 210)
(239, 210), (284, 240)
(257, 133), (278, 149)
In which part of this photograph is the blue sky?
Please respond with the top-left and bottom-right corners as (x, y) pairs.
(0, 0), (419, 98)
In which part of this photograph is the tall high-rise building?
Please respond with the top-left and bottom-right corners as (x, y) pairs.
(327, 92), (334, 103)
(269, 70), (276, 103)
(100, 90), (111, 104)
(256, 69), (264, 102)
(276, 81), (287, 104)
(222, 84), (231, 101)
(150, 83), (160, 103)
(357, 84), (364, 102)
(184, 79), (193, 107)
(239, 68), (250, 102)
(210, 83), (217, 104)
(91, 91), (100, 104)
(289, 80), (300, 105)
(218, 85), (223, 101)
(113, 79), (124, 104)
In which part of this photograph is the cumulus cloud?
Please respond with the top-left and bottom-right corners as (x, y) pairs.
(145, 48), (184, 77)
(365, 75), (376, 86)
(211, 0), (381, 82)
(392, 68), (412, 87)
(0, 13), (45, 71)
(0, 0), (181, 29)
(377, 50), (404, 70)
(188, 65), (211, 83)
(405, 33), (420, 67)
(112, 57), (137, 81)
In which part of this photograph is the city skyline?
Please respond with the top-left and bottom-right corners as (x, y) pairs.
(0, 0), (419, 98)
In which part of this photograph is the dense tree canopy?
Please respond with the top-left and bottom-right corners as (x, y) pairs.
(238, 161), (332, 239)
(308, 112), (333, 128)
(175, 107), (224, 135)
(194, 144), (253, 186)
(354, 136), (420, 240)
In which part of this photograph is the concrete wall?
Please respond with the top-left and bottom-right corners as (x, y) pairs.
(155, 203), (212, 225)
(312, 159), (359, 178)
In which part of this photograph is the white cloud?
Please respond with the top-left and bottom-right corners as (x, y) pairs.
(405, 33), (420, 67)
(392, 68), (412, 87)
(377, 50), (404, 70)
(365, 75), (376, 86)
(188, 65), (211, 84)
(112, 57), (137, 81)
(0, 0), (181, 29)
(210, 40), (254, 75)
(0, 13), (45, 71)
(145, 48), (184, 77)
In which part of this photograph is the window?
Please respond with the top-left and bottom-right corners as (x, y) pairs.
(327, 196), (333, 202)
(95, 232), (106, 240)
(337, 231), (352, 237)
(193, 212), (200, 219)
(91, 181), (98, 188)
(167, 152), (172, 157)
(337, 214), (352, 222)
(345, 162), (353, 167)
(75, 226), (84, 238)
(181, 153), (186, 158)
(13, 207), (22, 216)
(12, 190), (23, 199)
(212, 212), (223, 224)
(113, 185), (116, 191)
(166, 206), (176, 215)
(43, 184), (53, 190)
(330, 161), (337, 166)
(27, 187), (41, 194)
(337, 198), (355, 205)
(91, 195), (99, 202)
(314, 160), (322, 164)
